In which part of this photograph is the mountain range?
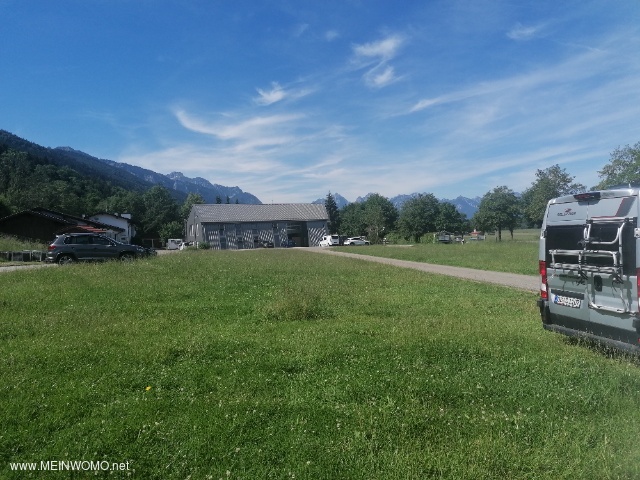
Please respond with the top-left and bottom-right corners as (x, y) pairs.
(0, 130), (260, 205)
(2, 129), (481, 216)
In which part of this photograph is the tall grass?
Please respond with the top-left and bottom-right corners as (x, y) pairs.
(0, 235), (47, 260)
(1, 249), (639, 479)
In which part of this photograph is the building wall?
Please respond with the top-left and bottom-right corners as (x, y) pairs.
(189, 221), (327, 249)
(0, 214), (64, 242)
(88, 214), (136, 243)
(307, 220), (327, 247)
(183, 205), (328, 249)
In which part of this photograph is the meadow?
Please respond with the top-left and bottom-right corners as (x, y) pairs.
(356, 229), (540, 276)
(2, 248), (640, 479)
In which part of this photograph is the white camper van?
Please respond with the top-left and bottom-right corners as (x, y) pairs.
(537, 187), (640, 353)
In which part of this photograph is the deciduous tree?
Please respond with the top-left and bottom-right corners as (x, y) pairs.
(397, 193), (439, 242)
(436, 202), (469, 233)
(595, 142), (640, 189)
(520, 165), (585, 227)
(140, 186), (180, 238)
(362, 193), (398, 244)
(473, 186), (520, 241)
(181, 192), (205, 219)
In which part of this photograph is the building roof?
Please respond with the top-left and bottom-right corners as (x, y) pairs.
(192, 204), (329, 223)
(0, 207), (124, 232)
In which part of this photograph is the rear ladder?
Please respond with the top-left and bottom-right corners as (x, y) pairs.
(549, 217), (633, 313)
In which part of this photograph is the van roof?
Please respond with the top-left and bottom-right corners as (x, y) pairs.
(550, 187), (640, 205)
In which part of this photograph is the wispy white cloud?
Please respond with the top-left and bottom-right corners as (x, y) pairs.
(507, 22), (543, 40)
(352, 34), (404, 61)
(253, 79), (317, 107)
(325, 30), (339, 41)
(292, 23), (309, 38)
(351, 33), (405, 89)
(364, 64), (398, 89)
(254, 82), (286, 106)
(174, 109), (303, 142)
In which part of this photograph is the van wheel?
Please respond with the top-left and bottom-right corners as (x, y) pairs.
(58, 254), (75, 265)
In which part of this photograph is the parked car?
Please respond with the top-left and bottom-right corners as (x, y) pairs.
(45, 233), (147, 265)
(319, 235), (340, 247)
(343, 236), (370, 246)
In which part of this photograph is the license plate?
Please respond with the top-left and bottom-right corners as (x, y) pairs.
(552, 294), (582, 309)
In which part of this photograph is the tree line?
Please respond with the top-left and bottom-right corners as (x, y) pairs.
(326, 142), (640, 242)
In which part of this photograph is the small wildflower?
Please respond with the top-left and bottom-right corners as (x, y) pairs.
(145, 386), (152, 391)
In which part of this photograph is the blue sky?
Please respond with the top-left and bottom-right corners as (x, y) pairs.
(1, 1), (639, 204)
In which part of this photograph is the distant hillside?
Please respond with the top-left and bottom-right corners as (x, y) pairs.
(0, 131), (151, 193)
(56, 147), (261, 205)
(0, 130), (262, 204)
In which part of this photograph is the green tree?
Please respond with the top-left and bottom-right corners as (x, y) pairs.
(159, 221), (184, 241)
(520, 165), (585, 227)
(595, 142), (640, 189)
(397, 193), (439, 242)
(473, 186), (520, 241)
(436, 202), (469, 233)
(140, 186), (180, 237)
(325, 192), (341, 234)
(97, 189), (145, 219)
(0, 195), (11, 218)
(215, 195), (222, 204)
(340, 202), (366, 237)
(362, 193), (398, 244)
(181, 192), (205, 219)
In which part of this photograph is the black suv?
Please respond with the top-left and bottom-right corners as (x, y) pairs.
(45, 233), (146, 265)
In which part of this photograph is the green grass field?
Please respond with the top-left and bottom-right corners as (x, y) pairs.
(2, 249), (640, 479)
(349, 229), (540, 276)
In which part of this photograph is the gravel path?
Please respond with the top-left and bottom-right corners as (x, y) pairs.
(306, 247), (539, 293)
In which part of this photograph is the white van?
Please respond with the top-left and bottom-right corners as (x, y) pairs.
(537, 187), (640, 353)
(166, 238), (183, 250)
(319, 234), (340, 247)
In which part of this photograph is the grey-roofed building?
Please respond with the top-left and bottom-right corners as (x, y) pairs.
(185, 203), (329, 249)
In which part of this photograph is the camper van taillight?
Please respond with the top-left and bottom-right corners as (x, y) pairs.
(573, 192), (601, 202)
(539, 261), (548, 300)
